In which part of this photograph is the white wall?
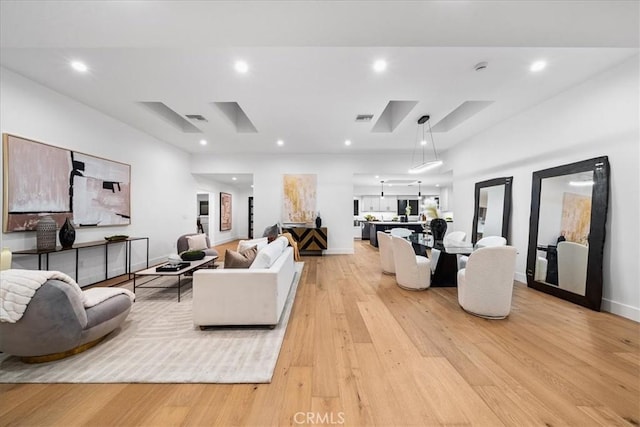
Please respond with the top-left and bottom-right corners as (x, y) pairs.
(448, 55), (640, 321)
(0, 67), (199, 285)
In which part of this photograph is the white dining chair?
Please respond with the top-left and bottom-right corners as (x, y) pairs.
(457, 235), (507, 270)
(389, 228), (413, 238)
(457, 246), (517, 318)
(377, 231), (395, 275)
(391, 236), (431, 290)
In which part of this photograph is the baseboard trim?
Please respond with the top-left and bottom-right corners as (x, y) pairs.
(514, 272), (527, 284)
(324, 248), (355, 255)
(601, 299), (640, 322)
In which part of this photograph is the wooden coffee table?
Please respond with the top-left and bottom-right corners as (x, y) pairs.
(133, 256), (217, 302)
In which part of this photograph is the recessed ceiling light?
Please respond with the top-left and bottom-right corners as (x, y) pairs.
(344, 139), (352, 146)
(232, 177), (237, 181)
(70, 60), (88, 73)
(251, 184), (254, 188)
(234, 60), (249, 74)
(435, 184), (440, 187)
(199, 139), (207, 146)
(277, 139), (284, 146)
(375, 175), (379, 179)
(530, 60), (547, 72)
(373, 59), (387, 73)
(420, 139), (427, 146)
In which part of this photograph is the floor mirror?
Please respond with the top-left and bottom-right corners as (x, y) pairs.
(526, 156), (610, 311)
(471, 177), (512, 244)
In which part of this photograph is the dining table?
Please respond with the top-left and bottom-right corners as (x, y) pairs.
(406, 233), (474, 287)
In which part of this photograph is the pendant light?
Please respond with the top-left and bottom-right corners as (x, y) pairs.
(408, 115), (443, 174)
(418, 180), (421, 197)
(380, 180), (385, 199)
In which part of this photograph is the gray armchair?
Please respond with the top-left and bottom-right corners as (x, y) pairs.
(0, 279), (132, 362)
(176, 233), (219, 257)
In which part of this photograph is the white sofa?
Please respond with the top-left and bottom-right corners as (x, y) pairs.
(192, 237), (296, 327)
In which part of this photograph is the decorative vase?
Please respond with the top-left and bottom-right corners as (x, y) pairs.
(59, 217), (76, 248)
(315, 213), (322, 228)
(430, 218), (448, 249)
(36, 216), (57, 251)
(0, 247), (12, 270)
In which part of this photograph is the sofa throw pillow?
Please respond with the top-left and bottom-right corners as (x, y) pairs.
(262, 224), (279, 240)
(224, 245), (258, 269)
(186, 233), (208, 251)
(237, 237), (269, 253)
(250, 236), (288, 269)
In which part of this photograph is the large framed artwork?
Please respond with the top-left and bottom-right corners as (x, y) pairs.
(3, 134), (131, 232)
(282, 174), (316, 224)
(220, 192), (232, 231)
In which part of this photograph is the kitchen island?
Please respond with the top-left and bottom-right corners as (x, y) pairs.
(369, 221), (426, 247)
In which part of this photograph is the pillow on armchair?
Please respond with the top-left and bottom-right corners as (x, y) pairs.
(187, 233), (208, 251)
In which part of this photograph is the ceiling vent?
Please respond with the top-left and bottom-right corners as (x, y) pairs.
(355, 114), (374, 122)
(185, 114), (208, 122)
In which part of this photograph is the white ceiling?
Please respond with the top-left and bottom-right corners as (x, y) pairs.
(1, 1), (638, 189)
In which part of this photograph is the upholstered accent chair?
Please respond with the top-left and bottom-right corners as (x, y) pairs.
(391, 236), (430, 291)
(177, 233), (219, 257)
(377, 231), (395, 275)
(457, 246), (517, 319)
(0, 279), (133, 362)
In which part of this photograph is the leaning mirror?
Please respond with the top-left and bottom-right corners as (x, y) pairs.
(526, 157), (609, 311)
(471, 177), (512, 244)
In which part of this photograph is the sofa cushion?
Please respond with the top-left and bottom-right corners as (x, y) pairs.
(224, 246), (258, 269)
(262, 224), (280, 240)
(237, 237), (269, 253)
(250, 236), (288, 269)
(186, 233), (208, 251)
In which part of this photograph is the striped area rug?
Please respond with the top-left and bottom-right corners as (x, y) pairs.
(0, 263), (303, 383)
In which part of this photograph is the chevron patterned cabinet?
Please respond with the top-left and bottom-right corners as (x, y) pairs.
(283, 227), (327, 256)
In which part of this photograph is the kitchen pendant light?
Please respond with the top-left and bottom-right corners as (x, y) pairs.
(380, 180), (385, 199)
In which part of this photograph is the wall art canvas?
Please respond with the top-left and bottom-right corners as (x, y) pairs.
(560, 192), (591, 245)
(220, 192), (232, 231)
(282, 174), (317, 224)
(3, 134), (131, 232)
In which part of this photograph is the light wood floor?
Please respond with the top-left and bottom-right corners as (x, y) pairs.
(1, 240), (639, 426)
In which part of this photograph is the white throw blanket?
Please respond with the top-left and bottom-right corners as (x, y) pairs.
(0, 269), (134, 323)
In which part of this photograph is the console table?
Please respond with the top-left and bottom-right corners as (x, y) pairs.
(283, 227), (327, 255)
(13, 237), (149, 287)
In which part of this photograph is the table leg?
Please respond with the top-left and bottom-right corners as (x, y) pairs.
(178, 274), (181, 302)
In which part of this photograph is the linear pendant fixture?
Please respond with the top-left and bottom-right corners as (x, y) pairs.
(408, 115), (443, 174)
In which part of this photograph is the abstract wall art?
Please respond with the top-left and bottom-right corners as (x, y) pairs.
(282, 174), (317, 224)
(2, 134), (131, 232)
(560, 192), (592, 245)
(220, 192), (232, 231)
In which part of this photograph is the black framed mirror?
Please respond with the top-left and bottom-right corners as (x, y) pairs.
(526, 156), (609, 311)
(471, 177), (513, 244)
